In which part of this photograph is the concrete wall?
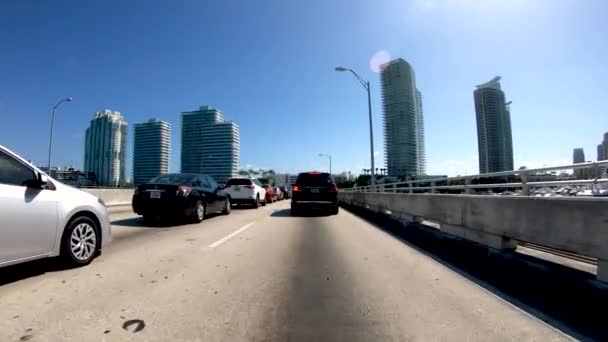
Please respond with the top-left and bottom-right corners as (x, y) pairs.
(340, 192), (608, 281)
(82, 188), (133, 206)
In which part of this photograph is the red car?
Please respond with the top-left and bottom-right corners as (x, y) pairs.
(262, 184), (277, 203)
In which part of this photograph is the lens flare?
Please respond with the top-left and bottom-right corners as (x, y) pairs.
(369, 50), (391, 73)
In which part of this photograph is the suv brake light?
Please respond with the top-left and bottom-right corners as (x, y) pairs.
(244, 185), (254, 189)
(329, 185), (338, 192)
(292, 185), (301, 192)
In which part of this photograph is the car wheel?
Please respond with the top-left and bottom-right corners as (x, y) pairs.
(191, 200), (205, 223)
(291, 206), (299, 216)
(222, 197), (231, 215)
(331, 206), (339, 215)
(253, 195), (259, 208)
(261, 199), (267, 206)
(61, 216), (100, 266)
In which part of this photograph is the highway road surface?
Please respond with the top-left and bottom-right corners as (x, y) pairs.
(0, 202), (571, 341)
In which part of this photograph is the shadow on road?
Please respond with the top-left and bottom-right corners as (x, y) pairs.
(341, 203), (608, 341)
(0, 258), (77, 286)
(270, 208), (334, 218)
(111, 213), (222, 228)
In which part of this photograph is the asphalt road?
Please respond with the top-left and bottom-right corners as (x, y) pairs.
(0, 201), (571, 341)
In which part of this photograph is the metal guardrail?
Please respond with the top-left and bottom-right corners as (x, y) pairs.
(343, 161), (608, 195)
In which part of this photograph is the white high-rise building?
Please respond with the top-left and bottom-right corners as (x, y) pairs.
(133, 119), (171, 185)
(84, 109), (128, 187)
(181, 105), (240, 184)
(380, 58), (426, 178)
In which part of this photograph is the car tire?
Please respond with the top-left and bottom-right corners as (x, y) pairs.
(60, 216), (100, 266)
(142, 215), (156, 225)
(222, 197), (231, 215)
(331, 206), (339, 215)
(291, 206), (299, 216)
(262, 199), (267, 206)
(253, 195), (259, 208)
(191, 200), (205, 223)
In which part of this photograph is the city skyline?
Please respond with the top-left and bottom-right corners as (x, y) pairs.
(1, 1), (607, 176)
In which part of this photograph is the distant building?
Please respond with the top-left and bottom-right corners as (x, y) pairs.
(380, 58), (426, 178)
(415, 89), (426, 174)
(84, 109), (128, 187)
(180, 105), (239, 184)
(133, 119), (171, 185)
(598, 143), (605, 161)
(573, 148), (586, 179)
(474, 76), (514, 174)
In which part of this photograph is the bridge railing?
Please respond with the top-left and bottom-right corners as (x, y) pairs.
(344, 161), (608, 195)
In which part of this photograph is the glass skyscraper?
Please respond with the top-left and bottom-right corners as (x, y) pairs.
(133, 119), (170, 185)
(180, 105), (239, 184)
(474, 76), (514, 174)
(380, 58), (426, 178)
(84, 109), (128, 187)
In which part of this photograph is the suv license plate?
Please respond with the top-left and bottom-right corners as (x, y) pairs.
(150, 191), (161, 199)
(311, 188), (319, 193)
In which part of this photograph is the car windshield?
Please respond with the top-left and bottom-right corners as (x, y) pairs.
(148, 174), (193, 185)
(226, 178), (252, 186)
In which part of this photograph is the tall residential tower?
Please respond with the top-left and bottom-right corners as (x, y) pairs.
(133, 119), (171, 185)
(84, 109), (128, 186)
(474, 76), (514, 174)
(181, 105), (239, 184)
(380, 58), (426, 178)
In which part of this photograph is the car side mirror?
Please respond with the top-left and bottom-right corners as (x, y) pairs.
(39, 173), (49, 187)
(25, 172), (48, 189)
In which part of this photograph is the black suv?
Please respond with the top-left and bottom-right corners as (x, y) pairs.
(291, 172), (339, 215)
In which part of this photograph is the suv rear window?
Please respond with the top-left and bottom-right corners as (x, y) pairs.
(296, 173), (334, 186)
(226, 178), (252, 186)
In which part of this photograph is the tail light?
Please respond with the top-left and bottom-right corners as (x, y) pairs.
(134, 188), (140, 196)
(176, 186), (192, 197)
(329, 185), (338, 192)
(292, 185), (301, 192)
(244, 185), (255, 189)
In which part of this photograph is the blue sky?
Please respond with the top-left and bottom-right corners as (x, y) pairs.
(1, 0), (607, 177)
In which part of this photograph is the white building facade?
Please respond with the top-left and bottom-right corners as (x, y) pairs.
(84, 109), (128, 187)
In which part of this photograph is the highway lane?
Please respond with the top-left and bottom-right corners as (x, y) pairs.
(0, 202), (571, 341)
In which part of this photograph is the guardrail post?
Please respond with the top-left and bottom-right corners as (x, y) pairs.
(408, 182), (413, 194)
(464, 178), (472, 194)
(521, 173), (529, 196)
(392, 184), (397, 193)
(430, 181), (437, 194)
(380, 184), (385, 193)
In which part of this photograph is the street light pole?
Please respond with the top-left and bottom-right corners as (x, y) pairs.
(335, 67), (375, 187)
(47, 97), (73, 174)
(319, 153), (332, 174)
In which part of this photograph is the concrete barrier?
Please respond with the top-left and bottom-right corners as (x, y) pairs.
(340, 192), (608, 282)
(82, 188), (133, 206)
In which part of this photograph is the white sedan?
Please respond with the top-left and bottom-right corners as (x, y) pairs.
(0, 145), (111, 268)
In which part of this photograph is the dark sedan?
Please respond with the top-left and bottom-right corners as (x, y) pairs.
(132, 173), (230, 223)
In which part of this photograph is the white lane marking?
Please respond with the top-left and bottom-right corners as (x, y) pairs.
(209, 222), (255, 248)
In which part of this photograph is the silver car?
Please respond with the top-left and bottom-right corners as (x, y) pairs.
(0, 145), (111, 268)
